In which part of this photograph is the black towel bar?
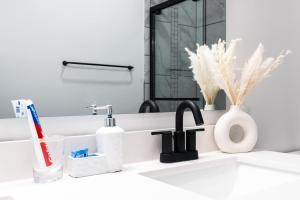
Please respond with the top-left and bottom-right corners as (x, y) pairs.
(62, 61), (134, 71)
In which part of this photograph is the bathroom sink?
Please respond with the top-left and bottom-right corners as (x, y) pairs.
(141, 157), (300, 200)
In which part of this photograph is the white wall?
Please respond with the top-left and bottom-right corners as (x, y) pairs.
(0, 0), (144, 118)
(227, 0), (300, 152)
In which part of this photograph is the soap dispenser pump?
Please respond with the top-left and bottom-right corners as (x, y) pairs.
(94, 105), (124, 172)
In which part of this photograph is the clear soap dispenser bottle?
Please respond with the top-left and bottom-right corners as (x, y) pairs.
(95, 105), (124, 172)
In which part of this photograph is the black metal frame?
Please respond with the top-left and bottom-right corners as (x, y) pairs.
(149, 0), (207, 101)
(62, 61), (133, 71)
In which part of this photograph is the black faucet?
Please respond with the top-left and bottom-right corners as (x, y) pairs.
(139, 100), (160, 113)
(152, 100), (204, 163)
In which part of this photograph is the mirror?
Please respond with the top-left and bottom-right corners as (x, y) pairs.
(0, 0), (226, 118)
(149, 0), (226, 112)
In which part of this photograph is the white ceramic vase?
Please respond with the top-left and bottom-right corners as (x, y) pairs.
(214, 105), (258, 153)
(204, 104), (216, 111)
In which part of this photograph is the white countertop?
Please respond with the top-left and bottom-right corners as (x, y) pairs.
(2, 151), (300, 200)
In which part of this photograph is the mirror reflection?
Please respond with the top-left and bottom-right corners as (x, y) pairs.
(0, 0), (226, 118)
(150, 0), (226, 112)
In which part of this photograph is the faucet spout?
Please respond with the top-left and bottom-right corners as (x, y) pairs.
(138, 100), (160, 113)
(175, 100), (203, 132)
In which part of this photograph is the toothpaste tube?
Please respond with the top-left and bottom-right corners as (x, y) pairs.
(26, 100), (53, 168)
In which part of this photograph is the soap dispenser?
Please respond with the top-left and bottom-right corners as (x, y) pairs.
(95, 105), (124, 172)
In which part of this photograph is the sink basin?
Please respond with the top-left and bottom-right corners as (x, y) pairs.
(141, 157), (300, 200)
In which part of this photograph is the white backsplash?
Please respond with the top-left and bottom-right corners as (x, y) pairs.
(0, 111), (223, 182)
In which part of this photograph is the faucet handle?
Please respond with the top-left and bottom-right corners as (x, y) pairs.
(151, 131), (172, 135)
(185, 128), (205, 152)
(151, 131), (173, 154)
(186, 128), (205, 133)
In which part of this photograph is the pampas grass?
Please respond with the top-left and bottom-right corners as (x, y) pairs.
(185, 44), (220, 105)
(212, 39), (291, 105)
(211, 39), (240, 105)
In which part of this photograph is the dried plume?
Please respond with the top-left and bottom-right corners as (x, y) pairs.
(185, 44), (220, 105)
(212, 39), (291, 105)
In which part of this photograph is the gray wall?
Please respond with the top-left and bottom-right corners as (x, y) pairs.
(0, 0), (144, 118)
(227, 0), (299, 152)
